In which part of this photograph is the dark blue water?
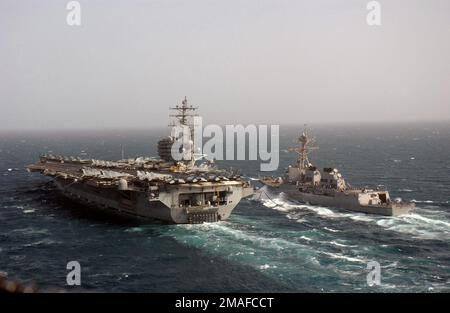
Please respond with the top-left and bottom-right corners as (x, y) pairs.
(1, 123), (449, 292)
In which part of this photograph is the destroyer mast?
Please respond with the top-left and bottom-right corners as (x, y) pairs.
(290, 129), (318, 177)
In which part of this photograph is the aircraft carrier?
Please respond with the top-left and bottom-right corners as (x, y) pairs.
(27, 98), (253, 224)
(260, 129), (414, 216)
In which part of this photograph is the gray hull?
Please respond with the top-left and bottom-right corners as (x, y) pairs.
(27, 100), (255, 224)
(55, 178), (250, 223)
(267, 184), (413, 216)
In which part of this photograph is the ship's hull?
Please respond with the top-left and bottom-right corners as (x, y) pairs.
(264, 184), (413, 216)
(54, 178), (249, 224)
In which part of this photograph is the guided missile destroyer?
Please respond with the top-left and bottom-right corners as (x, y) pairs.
(27, 98), (253, 224)
(260, 130), (414, 216)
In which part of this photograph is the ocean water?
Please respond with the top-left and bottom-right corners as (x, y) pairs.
(0, 123), (449, 292)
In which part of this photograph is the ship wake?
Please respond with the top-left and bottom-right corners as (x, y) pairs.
(255, 187), (450, 241)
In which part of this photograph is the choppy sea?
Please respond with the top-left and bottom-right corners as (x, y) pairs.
(0, 123), (449, 292)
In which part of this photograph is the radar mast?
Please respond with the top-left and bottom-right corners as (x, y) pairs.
(290, 128), (318, 172)
(167, 97), (200, 166)
(169, 96), (198, 128)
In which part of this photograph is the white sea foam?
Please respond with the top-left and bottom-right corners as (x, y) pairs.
(23, 239), (58, 247)
(376, 214), (450, 240)
(303, 205), (340, 217)
(383, 261), (399, 269)
(167, 221), (336, 274)
(328, 240), (355, 248)
(406, 213), (450, 228)
(349, 215), (377, 223)
(323, 227), (341, 233)
(412, 199), (434, 204)
(174, 221), (372, 279)
(260, 197), (298, 212)
(259, 264), (277, 270)
(258, 189), (374, 221)
(320, 251), (367, 264)
(12, 227), (48, 235)
(258, 191), (450, 241)
(261, 194), (352, 219)
(177, 222), (307, 252)
(163, 213), (416, 291)
(125, 227), (144, 233)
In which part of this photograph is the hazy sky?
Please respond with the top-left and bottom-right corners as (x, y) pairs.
(0, 0), (449, 130)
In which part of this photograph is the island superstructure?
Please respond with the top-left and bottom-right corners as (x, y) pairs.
(260, 129), (414, 216)
(27, 98), (253, 224)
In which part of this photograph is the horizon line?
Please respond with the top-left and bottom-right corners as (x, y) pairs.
(0, 118), (449, 134)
